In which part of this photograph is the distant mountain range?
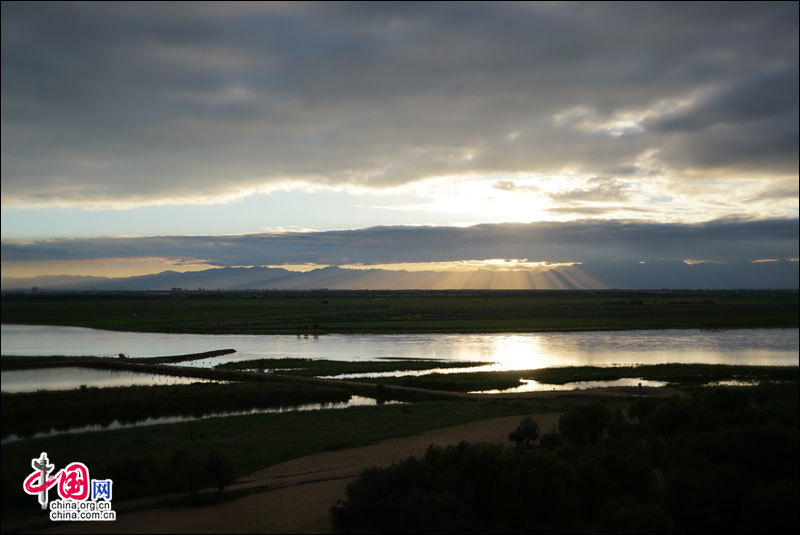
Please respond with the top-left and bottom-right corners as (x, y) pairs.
(2, 261), (798, 291)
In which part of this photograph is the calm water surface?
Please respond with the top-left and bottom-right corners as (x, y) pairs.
(2, 324), (797, 369)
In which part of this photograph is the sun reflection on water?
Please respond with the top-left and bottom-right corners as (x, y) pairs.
(483, 334), (550, 371)
(470, 377), (668, 394)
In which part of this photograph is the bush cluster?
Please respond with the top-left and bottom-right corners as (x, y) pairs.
(331, 383), (798, 533)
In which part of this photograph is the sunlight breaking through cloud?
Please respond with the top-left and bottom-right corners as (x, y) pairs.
(339, 259), (581, 272)
(1, 3), (797, 289)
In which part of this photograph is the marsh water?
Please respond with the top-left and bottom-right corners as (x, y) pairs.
(2, 324), (797, 392)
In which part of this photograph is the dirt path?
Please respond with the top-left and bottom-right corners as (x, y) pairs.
(34, 413), (558, 534)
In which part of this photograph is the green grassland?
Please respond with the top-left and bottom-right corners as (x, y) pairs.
(0, 397), (579, 521)
(1, 381), (353, 438)
(2, 289), (797, 333)
(4, 362), (796, 438)
(3, 383), (796, 528)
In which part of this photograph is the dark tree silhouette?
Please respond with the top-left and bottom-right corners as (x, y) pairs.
(508, 416), (540, 449)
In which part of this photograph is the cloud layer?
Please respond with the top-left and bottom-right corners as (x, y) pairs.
(3, 218), (797, 268)
(2, 2), (797, 207)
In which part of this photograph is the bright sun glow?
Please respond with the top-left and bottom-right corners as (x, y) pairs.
(364, 173), (557, 223)
(339, 259), (581, 272)
(486, 335), (552, 371)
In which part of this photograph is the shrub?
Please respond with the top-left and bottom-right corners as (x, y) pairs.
(539, 430), (562, 451)
(558, 408), (589, 445)
(508, 416), (540, 449)
(205, 451), (235, 493)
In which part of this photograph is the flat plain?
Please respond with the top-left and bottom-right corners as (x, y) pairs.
(2, 289), (797, 333)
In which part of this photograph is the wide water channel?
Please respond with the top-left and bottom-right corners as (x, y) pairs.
(3, 324), (797, 364)
(2, 324), (797, 391)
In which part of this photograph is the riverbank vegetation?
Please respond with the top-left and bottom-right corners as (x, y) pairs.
(4, 363), (796, 437)
(2, 289), (796, 334)
(0, 356), (357, 383)
(1, 381), (353, 438)
(331, 383), (799, 533)
(0, 349), (236, 370)
(358, 364), (800, 392)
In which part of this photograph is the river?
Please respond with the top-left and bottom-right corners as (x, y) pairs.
(2, 324), (797, 392)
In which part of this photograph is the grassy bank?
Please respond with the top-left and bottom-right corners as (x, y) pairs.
(358, 364), (800, 392)
(527, 363), (800, 386)
(0, 371), (459, 439)
(1, 355), (469, 440)
(1, 381), (353, 438)
(2, 289), (797, 334)
(0, 349), (236, 370)
(4, 363), (796, 436)
(0, 356), (349, 383)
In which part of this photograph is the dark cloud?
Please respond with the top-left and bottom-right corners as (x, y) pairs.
(3, 218), (797, 266)
(646, 71), (798, 133)
(643, 69), (799, 174)
(2, 2), (797, 206)
(655, 112), (799, 175)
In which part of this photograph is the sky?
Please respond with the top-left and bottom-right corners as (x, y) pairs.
(1, 2), (798, 285)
